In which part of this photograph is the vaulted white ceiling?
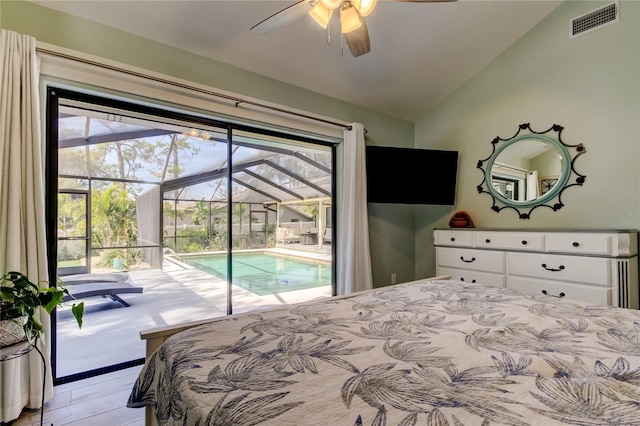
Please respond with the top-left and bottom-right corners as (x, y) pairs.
(31, 0), (562, 122)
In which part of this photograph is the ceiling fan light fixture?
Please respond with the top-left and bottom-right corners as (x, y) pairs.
(340, 2), (362, 33)
(309, 2), (334, 28)
(353, 0), (377, 17)
(320, 0), (343, 10)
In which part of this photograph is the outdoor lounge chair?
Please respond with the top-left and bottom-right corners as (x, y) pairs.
(276, 227), (300, 244)
(60, 272), (143, 307)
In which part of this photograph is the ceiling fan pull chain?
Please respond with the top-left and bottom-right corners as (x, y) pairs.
(340, 35), (344, 56)
(327, 19), (331, 45)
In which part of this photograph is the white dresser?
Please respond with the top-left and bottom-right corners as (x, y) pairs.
(434, 229), (639, 309)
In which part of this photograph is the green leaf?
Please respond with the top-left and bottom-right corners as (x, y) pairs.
(43, 290), (65, 314)
(72, 303), (84, 328)
(31, 315), (44, 332)
(0, 289), (15, 303)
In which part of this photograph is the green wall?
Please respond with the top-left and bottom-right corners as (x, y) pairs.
(1, 0), (415, 287)
(414, 0), (640, 279)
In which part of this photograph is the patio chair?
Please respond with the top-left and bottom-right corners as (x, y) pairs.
(276, 227), (300, 244)
(60, 272), (143, 307)
(323, 227), (332, 245)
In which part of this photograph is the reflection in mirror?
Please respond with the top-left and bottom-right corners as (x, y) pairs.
(490, 139), (563, 203)
(477, 123), (586, 219)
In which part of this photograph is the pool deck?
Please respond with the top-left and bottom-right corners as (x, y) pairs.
(55, 247), (332, 378)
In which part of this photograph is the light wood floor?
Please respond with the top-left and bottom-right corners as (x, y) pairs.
(9, 366), (144, 426)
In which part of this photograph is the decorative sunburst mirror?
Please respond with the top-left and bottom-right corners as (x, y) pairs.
(476, 123), (586, 219)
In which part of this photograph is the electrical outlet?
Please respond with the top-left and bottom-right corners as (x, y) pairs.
(391, 273), (397, 284)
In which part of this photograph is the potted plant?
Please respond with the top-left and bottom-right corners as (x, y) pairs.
(0, 271), (84, 347)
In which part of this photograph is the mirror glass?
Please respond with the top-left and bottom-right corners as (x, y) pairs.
(488, 139), (564, 204)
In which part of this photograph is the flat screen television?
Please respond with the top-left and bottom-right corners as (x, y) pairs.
(366, 146), (459, 205)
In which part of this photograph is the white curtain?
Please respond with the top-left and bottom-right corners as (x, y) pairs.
(336, 123), (373, 295)
(0, 30), (52, 422)
(526, 170), (539, 200)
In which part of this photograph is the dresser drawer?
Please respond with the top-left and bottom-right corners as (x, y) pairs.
(437, 247), (505, 273)
(507, 252), (611, 287)
(438, 267), (506, 288)
(545, 234), (612, 256)
(434, 230), (473, 247)
(474, 232), (544, 251)
(508, 276), (611, 306)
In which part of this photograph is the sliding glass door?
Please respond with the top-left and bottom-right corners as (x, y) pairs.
(47, 88), (335, 383)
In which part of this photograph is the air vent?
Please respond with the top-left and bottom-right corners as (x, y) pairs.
(617, 259), (630, 308)
(571, 2), (619, 38)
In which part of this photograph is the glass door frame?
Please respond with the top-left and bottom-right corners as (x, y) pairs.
(46, 87), (338, 384)
(56, 189), (90, 276)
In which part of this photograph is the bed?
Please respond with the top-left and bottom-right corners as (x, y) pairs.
(127, 278), (640, 425)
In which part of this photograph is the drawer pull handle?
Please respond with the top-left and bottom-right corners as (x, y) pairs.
(572, 242), (580, 247)
(459, 278), (477, 283)
(460, 256), (476, 263)
(485, 239), (491, 244)
(541, 263), (565, 272)
(521, 240), (528, 245)
(450, 237), (455, 242)
(542, 290), (566, 298)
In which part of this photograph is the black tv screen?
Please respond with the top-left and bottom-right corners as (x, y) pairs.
(366, 146), (459, 205)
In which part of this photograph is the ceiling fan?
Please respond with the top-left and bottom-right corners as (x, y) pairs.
(250, 0), (457, 58)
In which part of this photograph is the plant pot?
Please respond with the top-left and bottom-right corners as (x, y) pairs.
(0, 316), (28, 347)
(113, 258), (124, 270)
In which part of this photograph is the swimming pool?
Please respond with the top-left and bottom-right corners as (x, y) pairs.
(181, 252), (332, 296)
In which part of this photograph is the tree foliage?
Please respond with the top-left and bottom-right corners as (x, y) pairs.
(91, 184), (137, 248)
(58, 193), (86, 237)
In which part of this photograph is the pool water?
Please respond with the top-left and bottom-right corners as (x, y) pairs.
(182, 252), (332, 296)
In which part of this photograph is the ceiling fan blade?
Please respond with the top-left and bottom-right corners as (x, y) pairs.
(250, 1), (315, 34)
(344, 19), (371, 57)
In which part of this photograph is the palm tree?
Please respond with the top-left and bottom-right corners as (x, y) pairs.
(92, 184), (138, 267)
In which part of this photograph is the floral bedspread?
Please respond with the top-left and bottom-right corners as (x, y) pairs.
(127, 279), (640, 425)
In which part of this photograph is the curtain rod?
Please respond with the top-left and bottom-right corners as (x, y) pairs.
(36, 47), (353, 131)
(493, 163), (533, 175)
